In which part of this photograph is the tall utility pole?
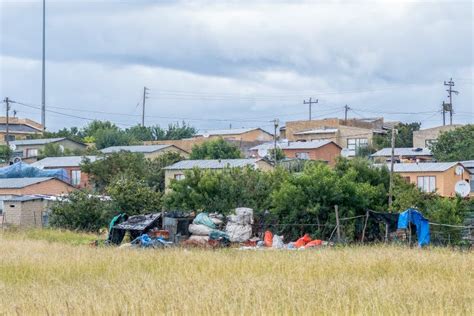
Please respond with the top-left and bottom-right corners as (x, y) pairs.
(41, 0), (46, 131)
(444, 78), (458, 125)
(344, 104), (351, 122)
(303, 98), (318, 121)
(4, 97), (11, 162)
(142, 86), (149, 126)
(272, 118), (279, 163)
(442, 102), (450, 126)
(388, 126), (397, 210)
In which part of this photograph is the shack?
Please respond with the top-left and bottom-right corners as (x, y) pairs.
(2, 196), (52, 228)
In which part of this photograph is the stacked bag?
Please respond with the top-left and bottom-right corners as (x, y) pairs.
(188, 213), (226, 243)
(225, 207), (254, 243)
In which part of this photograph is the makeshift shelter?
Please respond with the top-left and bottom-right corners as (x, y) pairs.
(108, 213), (162, 245)
(0, 162), (69, 183)
(397, 208), (430, 247)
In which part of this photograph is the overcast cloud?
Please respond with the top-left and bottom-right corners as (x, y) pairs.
(0, 0), (472, 132)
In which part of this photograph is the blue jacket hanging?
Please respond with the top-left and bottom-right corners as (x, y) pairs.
(397, 208), (430, 247)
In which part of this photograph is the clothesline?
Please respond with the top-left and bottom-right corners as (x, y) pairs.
(429, 222), (473, 229)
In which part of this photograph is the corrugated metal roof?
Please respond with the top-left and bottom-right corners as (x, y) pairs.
(3, 195), (45, 202)
(0, 124), (42, 133)
(461, 160), (474, 169)
(376, 162), (458, 173)
(195, 128), (263, 136)
(11, 138), (66, 146)
(293, 128), (338, 135)
(31, 156), (98, 168)
(101, 145), (171, 154)
(250, 140), (334, 151)
(371, 147), (432, 157)
(164, 159), (260, 170)
(0, 177), (55, 189)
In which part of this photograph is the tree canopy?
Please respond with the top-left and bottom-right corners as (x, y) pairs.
(430, 124), (474, 161)
(372, 122), (421, 150)
(190, 138), (242, 159)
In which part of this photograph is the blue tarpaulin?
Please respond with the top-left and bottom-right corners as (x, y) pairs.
(0, 162), (69, 183)
(397, 208), (430, 247)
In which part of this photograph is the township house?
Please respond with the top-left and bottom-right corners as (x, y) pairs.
(101, 144), (189, 159)
(145, 127), (274, 155)
(371, 147), (433, 163)
(281, 118), (396, 157)
(413, 124), (463, 148)
(9, 138), (87, 163)
(163, 158), (274, 190)
(383, 162), (471, 197)
(0, 116), (43, 143)
(249, 140), (342, 166)
(32, 156), (97, 188)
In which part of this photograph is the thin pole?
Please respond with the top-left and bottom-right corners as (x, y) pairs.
(344, 104), (350, 122)
(361, 210), (369, 243)
(334, 205), (341, 243)
(41, 0), (46, 130)
(142, 87), (149, 127)
(442, 102), (446, 126)
(388, 126), (396, 209)
(303, 98), (318, 121)
(5, 97), (10, 163)
(273, 118), (279, 163)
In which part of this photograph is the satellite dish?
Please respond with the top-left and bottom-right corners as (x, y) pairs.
(202, 133), (210, 138)
(258, 148), (268, 157)
(9, 144), (16, 151)
(454, 180), (470, 197)
(13, 157), (21, 163)
(455, 165), (464, 176)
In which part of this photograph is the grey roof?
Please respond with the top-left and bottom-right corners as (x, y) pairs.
(164, 159), (262, 170)
(461, 160), (474, 169)
(101, 145), (172, 154)
(251, 140), (335, 151)
(31, 156), (98, 168)
(0, 124), (42, 133)
(3, 195), (45, 202)
(195, 128), (268, 137)
(371, 147), (432, 157)
(375, 162), (459, 173)
(293, 128), (338, 135)
(0, 177), (56, 189)
(10, 138), (66, 146)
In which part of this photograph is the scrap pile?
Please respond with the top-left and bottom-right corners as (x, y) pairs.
(241, 231), (332, 250)
(186, 212), (229, 247)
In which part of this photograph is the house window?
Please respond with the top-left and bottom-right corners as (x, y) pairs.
(296, 152), (310, 160)
(71, 170), (81, 186)
(347, 138), (368, 151)
(174, 174), (185, 181)
(26, 149), (38, 157)
(4, 135), (15, 142)
(417, 176), (436, 193)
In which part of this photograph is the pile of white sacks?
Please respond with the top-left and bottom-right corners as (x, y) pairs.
(225, 207), (253, 243)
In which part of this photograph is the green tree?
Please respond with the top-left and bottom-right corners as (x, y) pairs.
(94, 128), (131, 149)
(430, 124), (474, 161)
(0, 145), (12, 163)
(269, 148), (286, 162)
(372, 122), (421, 150)
(107, 175), (161, 215)
(49, 190), (115, 232)
(190, 138), (242, 159)
(164, 122), (196, 139)
(81, 152), (148, 191)
(145, 151), (184, 191)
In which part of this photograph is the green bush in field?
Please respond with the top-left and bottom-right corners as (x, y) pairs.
(49, 190), (116, 232)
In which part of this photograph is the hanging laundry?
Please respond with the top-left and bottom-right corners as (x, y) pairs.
(397, 208), (430, 247)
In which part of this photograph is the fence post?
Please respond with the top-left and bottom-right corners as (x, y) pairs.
(335, 205), (341, 243)
(385, 223), (389, 243)
(361, 210), (369, 243)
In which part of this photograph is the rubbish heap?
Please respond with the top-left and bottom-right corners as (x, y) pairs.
(225, 207), (254, 242)
(186, 212), (230, 247)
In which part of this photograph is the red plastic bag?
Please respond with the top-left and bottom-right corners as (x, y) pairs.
(305, 239), (323, 248)
(264, 231), (273, 247)
(294, 233), (312, 248)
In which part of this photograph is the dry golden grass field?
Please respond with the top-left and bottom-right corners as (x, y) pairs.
(0, 229), (473, 315)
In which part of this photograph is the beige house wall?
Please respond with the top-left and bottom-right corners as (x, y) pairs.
(398, 165), (470, 197)
(413, 125), (463, 148)
(143, 146), (190, 159)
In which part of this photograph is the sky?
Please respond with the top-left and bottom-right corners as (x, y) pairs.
(0, 0), (472, 132)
